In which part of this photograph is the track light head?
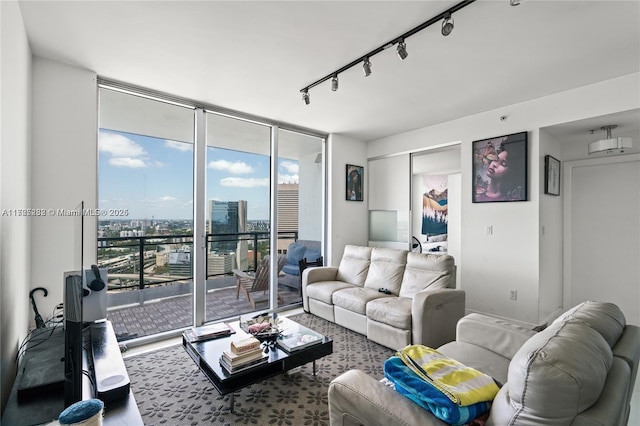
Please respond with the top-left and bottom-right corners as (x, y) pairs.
(331, 75), (339, 91)
(363, 57), (372, 77)
(441, 13), (454, 36)
(302, 89), (310, 105)
(396, 39), (408, 60)
(510, 0), (522, 5)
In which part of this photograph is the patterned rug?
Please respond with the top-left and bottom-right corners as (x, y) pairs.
(124, 313), (396, 425)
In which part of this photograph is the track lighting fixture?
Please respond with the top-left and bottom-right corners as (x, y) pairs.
(441, 13), (454, 36)
(396, 39), (408, 60)
(331, 75), (339, 91)
(363, 57), (372, 77)
(510, 0), (522, 6)
(299, 0), (477, 105)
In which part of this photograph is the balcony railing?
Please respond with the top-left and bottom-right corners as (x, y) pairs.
(97, 231), (298, 292)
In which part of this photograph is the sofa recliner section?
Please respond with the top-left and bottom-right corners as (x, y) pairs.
(302, 244), (464, 350)
(328, 300), (640, 426)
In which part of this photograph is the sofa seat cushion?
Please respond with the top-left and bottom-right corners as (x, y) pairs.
(489, 320), (613, 425)
(306, 281), (354, 305)
(366, 296), (412, 330)
(363, 247), (408, 295)
(282, 264), (300, 276)
(438, 341), (511, 386)
(333, 287), (389, 315)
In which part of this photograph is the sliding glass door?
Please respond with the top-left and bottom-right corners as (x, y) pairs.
(204, 112), (273, 321)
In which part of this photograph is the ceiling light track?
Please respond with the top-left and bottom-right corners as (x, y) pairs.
(299, 0), (477, 104)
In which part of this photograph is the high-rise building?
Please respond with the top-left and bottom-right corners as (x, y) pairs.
(208, 200), (247, 254)
(277, 184), (299, 232)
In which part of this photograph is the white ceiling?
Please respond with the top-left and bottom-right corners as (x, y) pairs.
(18, 0), (640, 142)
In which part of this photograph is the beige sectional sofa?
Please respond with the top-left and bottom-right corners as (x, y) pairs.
(328, 300), (640, 426)
(301, 245), (464, 350)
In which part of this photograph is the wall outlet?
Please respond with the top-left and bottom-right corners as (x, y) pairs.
(509, 290), (517, 300)
(485, 225), (493, 236)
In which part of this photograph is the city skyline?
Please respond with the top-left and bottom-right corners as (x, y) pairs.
(98, 129), (299, 221)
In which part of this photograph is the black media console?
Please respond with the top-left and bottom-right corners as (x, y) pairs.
(2, 320), (141, 425)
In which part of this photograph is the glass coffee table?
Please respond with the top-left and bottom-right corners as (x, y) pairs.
(182, 315), (332, 412)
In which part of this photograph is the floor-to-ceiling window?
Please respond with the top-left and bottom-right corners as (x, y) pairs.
(98, 87), (195, 341)
(97, 83), (326, 342)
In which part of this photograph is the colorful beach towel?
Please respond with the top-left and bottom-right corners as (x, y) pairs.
(397, 345), (499, 406)
(384, 356), (492, 425)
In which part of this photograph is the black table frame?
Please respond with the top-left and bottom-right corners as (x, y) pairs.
(182, 318), (332, 411)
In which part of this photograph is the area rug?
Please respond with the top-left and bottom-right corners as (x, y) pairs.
(124, 313), (396, 425)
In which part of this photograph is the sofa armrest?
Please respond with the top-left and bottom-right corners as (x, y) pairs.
(328, 370), (447, 426)
(411, 289), (465, 348)
(302, 266), (338, 285)
(455, 313), (537, 360)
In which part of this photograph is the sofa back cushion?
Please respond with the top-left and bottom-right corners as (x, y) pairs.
(336, 245), (373, 286)
(398, 253), (455, 299)
(489, 320), (613, 425)
(363, 247), (408, 295)
(552, 300), (625, 348)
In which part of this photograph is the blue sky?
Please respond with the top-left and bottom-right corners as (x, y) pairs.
(98, 130), (298, 220)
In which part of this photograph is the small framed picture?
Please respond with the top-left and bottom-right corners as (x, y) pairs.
(472, 131), (528, 203)
(346, 164), (363, 201)
(544, 155), (560, 196)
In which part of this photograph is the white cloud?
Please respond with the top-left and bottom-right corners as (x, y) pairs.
(278, 174), (299, 184)
(280, 161), (299, 174)
(159, 196), (177, 202)
(165, 140), (193, 152)
(208, 160), (253, 174)
(99, 132), (146, 157)
(220, 177), (269, 188)
(109, 157), (148, 168)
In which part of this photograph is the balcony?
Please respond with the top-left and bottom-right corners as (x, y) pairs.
(98, 231), (304, 342)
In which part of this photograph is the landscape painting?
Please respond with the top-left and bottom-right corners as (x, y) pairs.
(422, 174), (448, 237)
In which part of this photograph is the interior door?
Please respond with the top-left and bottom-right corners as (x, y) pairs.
(567, 156), (640, 325)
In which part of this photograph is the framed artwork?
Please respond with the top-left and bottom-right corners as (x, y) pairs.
(472, 131), (528, 203)
(544, 155), (561, 196)
(346, 164), (363, 201)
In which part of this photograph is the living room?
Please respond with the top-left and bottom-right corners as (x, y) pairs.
(2, 1), (639, 424)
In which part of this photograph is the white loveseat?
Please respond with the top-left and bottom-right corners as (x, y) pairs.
(301, 245), (464, 350)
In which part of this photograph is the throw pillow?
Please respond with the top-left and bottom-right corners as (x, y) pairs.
(286, 243), (306, 265)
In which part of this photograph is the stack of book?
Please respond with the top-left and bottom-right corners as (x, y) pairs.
(184, 322), (233, 343)
(219, 337), (267, 373)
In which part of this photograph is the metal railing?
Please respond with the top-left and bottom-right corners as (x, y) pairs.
(97, 231), (298, 292)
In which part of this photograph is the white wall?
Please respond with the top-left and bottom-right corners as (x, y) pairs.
(327, 134), (368, 266)
(368, 73), (640, 325)
(31, 58), (98, 320)
(0, 0), (32, 411)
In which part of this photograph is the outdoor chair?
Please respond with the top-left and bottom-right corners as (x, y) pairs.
(298, 255), (324, 295)
(233, 255), (287, 308)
